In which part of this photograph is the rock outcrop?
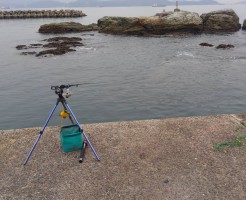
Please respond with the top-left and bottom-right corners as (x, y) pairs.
(97, 9), (241, 36)
(43, 37), (82, 42)
(200, 9), (241, 33)
(0, 9), (86, 19)
(139, 11), (203, 35)
(98, 17), (146, 35)
(199, 43), (214, 47)
(98, 11), (203, 35)
(216, 44), (235, 49)
(16, 44), (43, 50)
(242, 19), (246, 30)
(17, 36), (84, 57)
(39, 22), (99, 33)
(199, 43), (235, 49)
(36, 47), (75, 57)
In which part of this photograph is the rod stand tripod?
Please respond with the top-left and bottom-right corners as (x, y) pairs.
(24, 84), (100, 165)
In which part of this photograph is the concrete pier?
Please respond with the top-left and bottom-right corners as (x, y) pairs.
(0, 9), (86, 19)
(0, 114), (246, 199)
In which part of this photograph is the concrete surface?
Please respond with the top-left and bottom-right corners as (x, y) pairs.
(0, 114), (246, 200)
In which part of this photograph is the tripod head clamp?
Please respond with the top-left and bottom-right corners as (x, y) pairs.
(51, 84), (82, 98)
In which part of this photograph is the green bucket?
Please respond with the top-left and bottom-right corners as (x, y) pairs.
(60, 124), (83, 153)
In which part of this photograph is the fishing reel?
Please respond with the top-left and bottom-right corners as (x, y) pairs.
(51, 84), (81, 98)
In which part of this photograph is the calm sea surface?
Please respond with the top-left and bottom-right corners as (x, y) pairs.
(0, 5), (246, 130)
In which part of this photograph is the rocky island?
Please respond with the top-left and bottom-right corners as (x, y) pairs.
(36, 9), (241, 36)
(98, 11), (204, 35)
(97, 9), (241, 35)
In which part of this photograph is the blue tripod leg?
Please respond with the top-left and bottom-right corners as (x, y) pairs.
(65, 103), (100, 161)
(23, 102), (59, 165)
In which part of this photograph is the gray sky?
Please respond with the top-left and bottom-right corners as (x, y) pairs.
(169, 0), (243, 3)
(55, 0), (242, 3)
(55, 0), (243, 3)
(214, 0), (241, 3)
(0, 0), (243, 5)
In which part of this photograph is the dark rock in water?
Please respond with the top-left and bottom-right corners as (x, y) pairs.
(16, 44), (43, 50)
(36, 47), (76, 57)
(201, 9), (241, 33)
(38, 22), (99, 34)
(20, 52), (37, 55)
(216, 44), (235, 49)
(43, 41), (84, 48)
(42, 37), (84, 49)
(242, 19), (246, 30)
(30, 44), (43, 47)
(43, 42), (64, 48)
(81, 33), (95, 36)
(18, 36), (83, 57)
(43, 37), (82, 42)
(199, 43), (214, 47)
(16, 45), (28, 50)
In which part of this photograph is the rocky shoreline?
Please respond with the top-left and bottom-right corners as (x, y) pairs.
(0, 9), (86, 19)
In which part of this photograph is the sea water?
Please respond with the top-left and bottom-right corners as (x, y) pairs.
(0, 5), (246, 130)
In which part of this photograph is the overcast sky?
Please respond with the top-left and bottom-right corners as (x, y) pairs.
(55, 0), (243, 3)
(52, 0), (243, 3)
(0, 0), (243, 5)
(213, 0), (242, 3)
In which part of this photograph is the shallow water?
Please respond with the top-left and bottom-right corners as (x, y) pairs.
(0, 5), (246, 130)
